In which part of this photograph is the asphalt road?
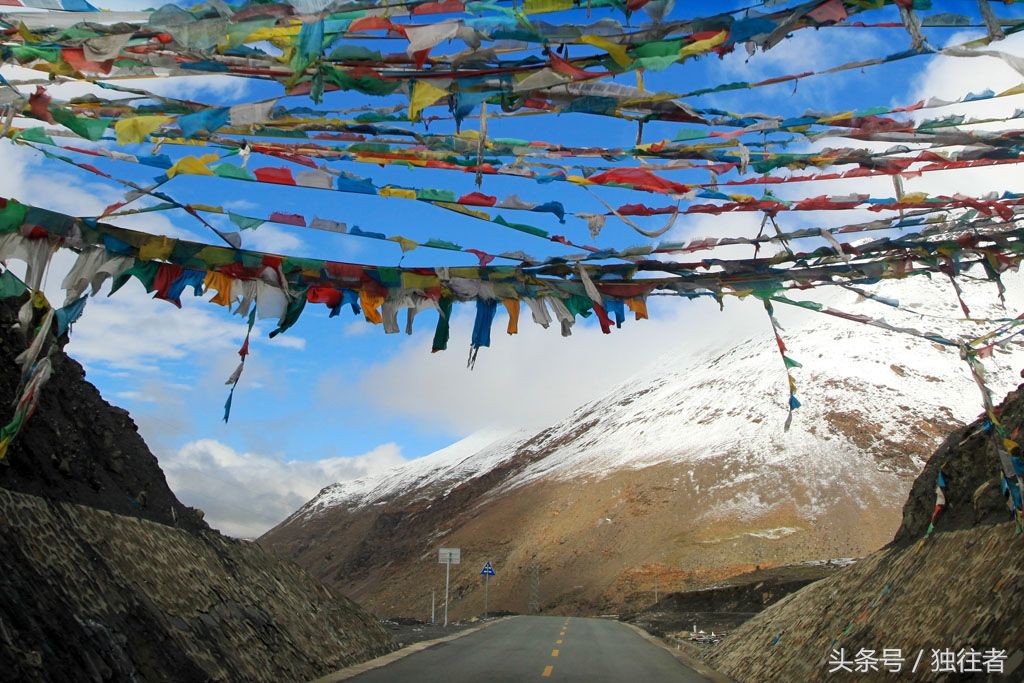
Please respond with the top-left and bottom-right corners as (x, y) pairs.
(347, 615), (712, 682)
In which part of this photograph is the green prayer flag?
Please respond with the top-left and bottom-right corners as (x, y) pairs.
(214, 164), (256, 181)
(416, 188), (457, 203)
(0, 200), (27, 234)
(270, 286), (308, 337)
(0, 270), (27, 299)
(424, 238), (463, 251)
(494, 215), (549, 238)
(110, 260), (160, 295)
(228, 212), (264, 230)
(50, 108), (109, 141)
(432, 297), (454, 352)
(13, 127), (55, 146)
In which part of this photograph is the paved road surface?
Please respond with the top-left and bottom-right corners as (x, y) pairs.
(348, 615), (711, 682)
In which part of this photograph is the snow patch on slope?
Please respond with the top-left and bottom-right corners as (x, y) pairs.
(493, 272), (1024, 497)
(296, 269), (1024, 524)
(298, 429), (527, 517)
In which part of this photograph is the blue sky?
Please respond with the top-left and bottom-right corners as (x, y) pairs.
(4, 0), (1024, 535)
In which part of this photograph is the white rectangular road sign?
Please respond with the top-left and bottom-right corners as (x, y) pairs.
(439, 548), (461, 565)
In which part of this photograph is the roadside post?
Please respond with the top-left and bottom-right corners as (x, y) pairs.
(481, 561), (495, 615)
(438, 548), (461, 627)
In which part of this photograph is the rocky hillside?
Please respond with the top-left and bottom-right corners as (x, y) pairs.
(261, 274), (1024, 618)
(702, 384), (1024, 682)
(0, 298), (208, 532)
(0, 487), (391, 682)
(0, 294), (392, 682)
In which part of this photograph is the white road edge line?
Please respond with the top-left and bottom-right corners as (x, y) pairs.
(310, 616), (517, 683)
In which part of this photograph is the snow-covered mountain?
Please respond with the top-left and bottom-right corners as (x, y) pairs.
(261, 272), (1024, 618)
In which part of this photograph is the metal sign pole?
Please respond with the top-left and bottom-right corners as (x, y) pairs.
(484, 573), (489, 616)
(438, 548), (460, 627)
(431, 590), (435, 624)
(444, 558), (451, 627)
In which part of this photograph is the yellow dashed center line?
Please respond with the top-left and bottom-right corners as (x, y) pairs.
(546, 621), (567, 676)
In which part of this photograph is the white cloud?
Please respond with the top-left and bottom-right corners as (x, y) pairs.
(131, 75), (252, 103)
(243, 224), (306, 253)
(65, 282), (244, 370)
(162, 439), (407, 538)
(266, 334), (307, 351)
(897, 30), (1024, 198)
(703, 28), (887, 110)
(112, 390), (153, 402)
(343, 318), (372, 337)
(0, 64), (251, 104)
(908, 31), (1024, 117)
(331, 295), (766, 433)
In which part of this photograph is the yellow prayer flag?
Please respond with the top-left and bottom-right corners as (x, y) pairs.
(679, 30), (727, 59)
(434, 201), (490, 220)
(138, 235), (175, 261)
(379, 186), (418, 200)
(997, 83), (1024, 97)
(579, 35), (630, 68)
(166, 153), (219, 179)
(523, 0), (571, 14)
(360, 289), (384, 324)
(818, 111), (855, 124)
(389, 236), (419, 252)
(408, 80), (449, 122)
(114, 115), (171, 145)
(401, 272), (441, 290)
(243, 24), (302, 44)
(625, 297), (648, 320)
(188, 203), (223, 214)
(449, 267), (481, 279)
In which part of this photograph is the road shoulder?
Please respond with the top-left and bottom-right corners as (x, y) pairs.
(310, 616), (515, 683)
(618, 620), (733, 683)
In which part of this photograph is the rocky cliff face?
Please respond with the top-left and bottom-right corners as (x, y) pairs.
(893, 384), (1024, 544)
(702, 385), (1024, 682)
(261, 275), (1024, 619)
(0, 295), (392, 682)
(0, 297), (206, 532)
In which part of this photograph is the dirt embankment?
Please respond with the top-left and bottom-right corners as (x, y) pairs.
(622, 561), (847, 636)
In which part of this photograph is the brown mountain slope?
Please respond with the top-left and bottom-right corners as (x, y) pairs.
(262, 279), (1024, 619)
(262, 451), (907, 620)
